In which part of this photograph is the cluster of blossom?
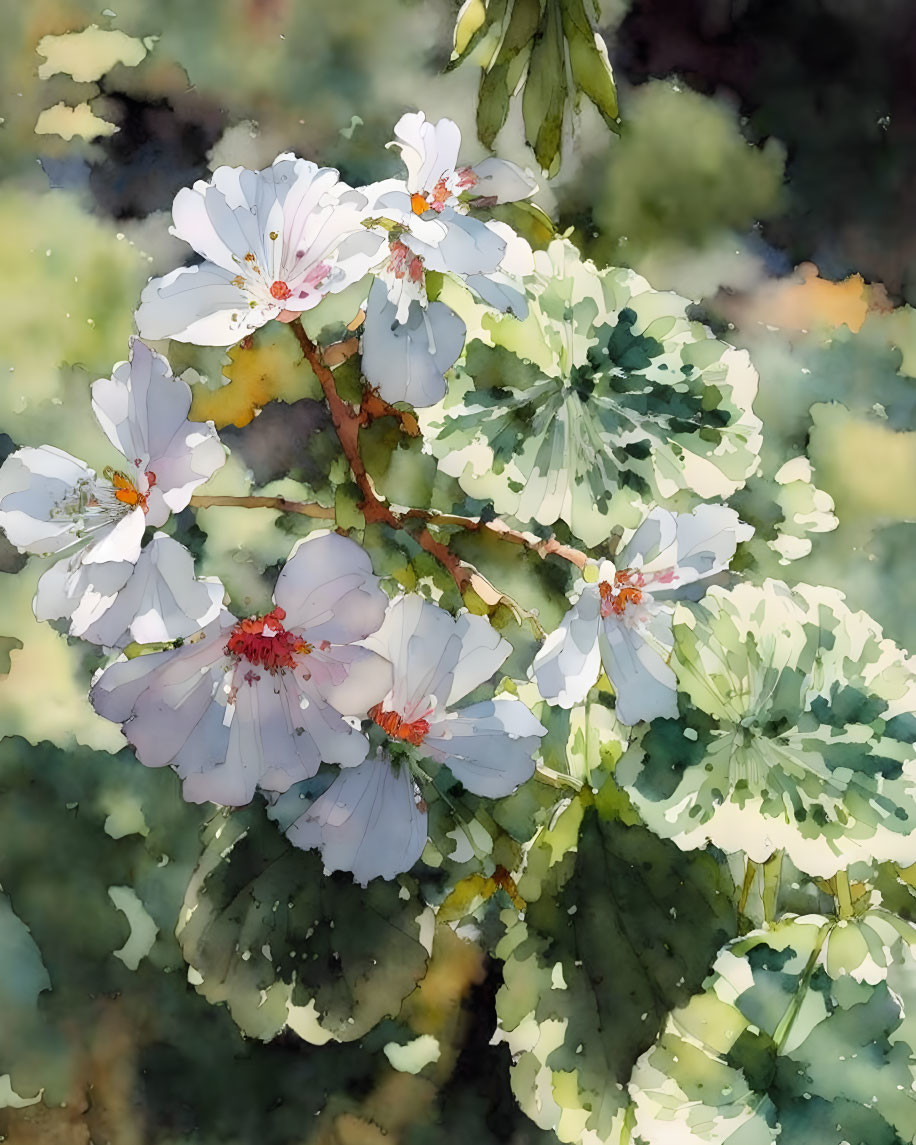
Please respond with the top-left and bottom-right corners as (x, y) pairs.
(0, 111), (754, 885)
(135, 111), (537, 407)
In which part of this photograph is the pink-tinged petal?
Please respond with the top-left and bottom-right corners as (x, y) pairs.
(135, 263), (266, 346)
(425, 697), (544, 797)
(468, 157), (537, 203)
(0, 446), (96, 554)
(286, 754), (427, 885)
(620, 505), (752, 592)
(273, 531), (388, 643)
(90, 614), (236, 759)
(599, 616), (678, 726)
(531, 587), (603, 708)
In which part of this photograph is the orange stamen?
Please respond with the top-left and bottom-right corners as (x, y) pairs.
(269, 280), (292, 301)
(105, 468), (149, 513)
(369, 703), (430, 747)
(599, 569), (645, 618)
(410, 192), (431, 216)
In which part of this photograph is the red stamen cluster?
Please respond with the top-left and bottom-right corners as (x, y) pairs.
(389, 240), (424, 284)
(369, 703), (430, 747)
(225, 606), (311, 673)
(599, 569), (645, 618)
(269, 280), (293, 301)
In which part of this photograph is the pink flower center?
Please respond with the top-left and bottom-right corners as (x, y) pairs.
(599, 569), (645, 619)
(269, 280), (292, 301)
(388, 240), (424, 284)
(225, 606), (312, 673)
(370, 703), (430, 746)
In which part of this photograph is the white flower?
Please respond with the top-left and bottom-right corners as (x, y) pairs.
(287, 594), (546, 884)
(360, 111), (536, 407)
(36, 532), (224, 648)
(135, 155), (386, 346)
(532, 506), (753, 725)
(0, 339), (225, 644)
(90, 532), (392, 807)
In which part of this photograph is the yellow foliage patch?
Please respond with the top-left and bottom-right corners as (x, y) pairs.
(189, 330), (317, 428)
(36, 24), (150, 82)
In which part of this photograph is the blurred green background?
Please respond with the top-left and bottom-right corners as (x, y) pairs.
(0, 1), (914, 1141)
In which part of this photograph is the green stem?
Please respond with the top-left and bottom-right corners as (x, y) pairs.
(772, 923), (831, 1053)
(737, 857), (757, 919)
(834, 869), (855, 920)
(762, 851), (783, 924)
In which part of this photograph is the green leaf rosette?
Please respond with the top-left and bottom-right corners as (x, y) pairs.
(628, 912), (916, 1144)
(424, 239), (762, 547)
(617, 580), (916, 876)
(493, 798), (736, 1143)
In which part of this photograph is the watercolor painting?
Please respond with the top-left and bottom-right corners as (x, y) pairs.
(1, 2), (915, 1142)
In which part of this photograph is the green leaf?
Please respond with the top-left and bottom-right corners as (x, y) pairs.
(477, 0), (542, 148)
(450, 0), (491, 67)
(618, 580), (916, 877)
(522, 3), (568, 175)
(629, 914), (916, 1144)
(495, 800), (736, 1139)
(0, 737), (205, 1102)
(178, 800), (429, 1043)
(561, 0), (619, 130)
(425, 239), (763, 547)
(334, 479), (366, 532)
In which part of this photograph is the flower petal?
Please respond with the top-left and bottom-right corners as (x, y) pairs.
(425, 697), (544, 797)
(286, 754), (427, 885)
(81, 505), (145, 565)
(301, 644), (392, 719)
(135, 263), (265, 346)
(74, 534), (224, 647)
(390, 112), (462, 194)
(367, 596), (510, 720)
(531, 586), (602, 708)
(405, 209), (506, 277)
(91, 339), (225, 511)
(361, 279), (466, 407)
(273, 531), (388, 643)
(599, 615), (678, 726)
(620, 504), (753, 591)
(90, 614), (236, 761)
(469, 157), (537, 203)
(0, 446), (95, 554)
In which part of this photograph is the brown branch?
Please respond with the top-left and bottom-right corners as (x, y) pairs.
(202, 318), (590, 592)
(359, 387), (421, 437)
(189, 494), (334, 518)
(289, 318), (399, 528)
(400, 509), (588, 568)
